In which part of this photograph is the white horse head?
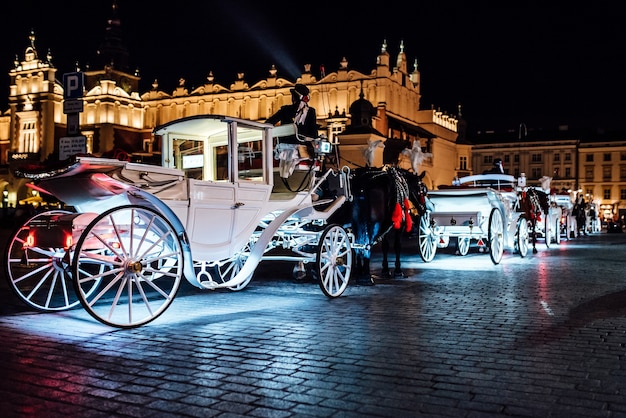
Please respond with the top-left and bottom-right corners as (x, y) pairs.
(401, 140), (432, 173)
(539, 176), (552, 192)
(362, 139), (385, 167)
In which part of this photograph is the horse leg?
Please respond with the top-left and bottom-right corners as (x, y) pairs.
(532, 221), (538, 253)
(393, 230), (404, 278)
(381, 237), (391, 278)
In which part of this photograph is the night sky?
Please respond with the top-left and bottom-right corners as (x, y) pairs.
(2, 1), (624, 133)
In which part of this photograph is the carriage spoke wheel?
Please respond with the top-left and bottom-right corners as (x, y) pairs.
(516, 216), (529, 258)
(72, 205), (183, 328)
(488, 208), (504, 264)
(217, 240), (253, 291)
(4, 210), (86, 311)
(554, 216), (561, 244)
(418, 213), (437, 262)
(316, 224), (352, 298)
(457, 236), (471, 256)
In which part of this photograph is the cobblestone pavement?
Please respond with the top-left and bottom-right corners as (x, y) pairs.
(1, 227), (626, 417)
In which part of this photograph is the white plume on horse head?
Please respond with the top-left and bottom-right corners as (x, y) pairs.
(362, 139), (385, 167)
(539, 176), (552, 191)
(402, 140), (432, 173)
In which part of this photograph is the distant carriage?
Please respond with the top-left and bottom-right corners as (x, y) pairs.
(419, 174), (529, 264)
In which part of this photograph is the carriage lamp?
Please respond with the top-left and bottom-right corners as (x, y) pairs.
(25, 232), (35, 248)
(468, 218), (474, 230)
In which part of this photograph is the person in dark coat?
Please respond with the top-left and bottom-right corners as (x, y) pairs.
(483, 158), (506, 174)
(266, 83), (318, 142)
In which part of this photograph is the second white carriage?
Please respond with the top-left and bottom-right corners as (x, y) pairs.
(417, 174), (529, 264)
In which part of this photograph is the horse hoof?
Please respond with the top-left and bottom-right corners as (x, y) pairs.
(394, 270), (404, 278)
(354, 276), (375, 286)
(533, 248), (538, 254)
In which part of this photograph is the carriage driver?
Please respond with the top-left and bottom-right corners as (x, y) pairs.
(266, 84), (319, 178)
(483, 158), (506, 174)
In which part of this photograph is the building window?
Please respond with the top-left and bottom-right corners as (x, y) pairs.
(620, 166), (626, 180)
(621, 189), (626, 200)
(565, 167), (571, 177)
(604, 188), (611, 199)
(483, 155), (493, 164)
(585, 166), (594, 180)
(553, 167), (560, 178)
(531, 153), (542, 162)
(565, 153), (571, 161)
(603, 166), (612, 180)
(459, 156), (467, 170)
(514, 154), (519, 163)
(553, 153), (560, 162)
(621, 152), (626, 161)
(604, 153), (612, 162)
(586, 154), (594, 162)
(531, 168), (542, 178)
(19, 119), (38, 153)
(504, 155), (510, 163)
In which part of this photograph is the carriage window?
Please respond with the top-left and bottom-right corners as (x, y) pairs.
(237, 139), (264, 182)
(236, 124), (266, 183)
(173, 139), (206, 180)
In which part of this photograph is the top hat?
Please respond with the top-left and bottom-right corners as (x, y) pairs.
(290, 83), (309, 97)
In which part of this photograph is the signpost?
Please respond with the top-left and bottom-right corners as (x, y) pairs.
(62, 72), (85, 158)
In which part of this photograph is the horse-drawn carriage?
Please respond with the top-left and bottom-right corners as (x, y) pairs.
(4, 115), (355, 328)
(417, 173), (529, 264)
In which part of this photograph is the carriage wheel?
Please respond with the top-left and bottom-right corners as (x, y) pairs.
(4, 210), (84, 311)
(554, 216), (561, 244)
(488, 208), (504, 264)
(544, 215), (551, 248)
(418, 213), (437, 262)
(515, 216), (529, 258)
(457, 236), (471, 256)
(72, 205), (183, 328)
(316, 224), (352, 298)
(217, 240), (253, 291)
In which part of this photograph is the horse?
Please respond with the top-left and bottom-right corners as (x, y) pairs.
(518, 187), (551, 253)
(347, 164), (429, 282)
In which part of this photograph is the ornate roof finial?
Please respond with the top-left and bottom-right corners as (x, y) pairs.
(46, 49), (53, 66)
(381, 39), (387, 53)
(207, 71), (215, 83)
(269, 65), (277, 77)
(400, 39), (405, 53)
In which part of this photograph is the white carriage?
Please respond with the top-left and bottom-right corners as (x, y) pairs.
(5, 115), (354, 328)
(417, 174), (529, 264)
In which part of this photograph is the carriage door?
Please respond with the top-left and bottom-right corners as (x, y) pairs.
(185, 120), (271, 261)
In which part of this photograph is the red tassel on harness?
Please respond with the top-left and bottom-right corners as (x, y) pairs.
(404, 198), (413, 232)
(392, 202), (403, 229)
